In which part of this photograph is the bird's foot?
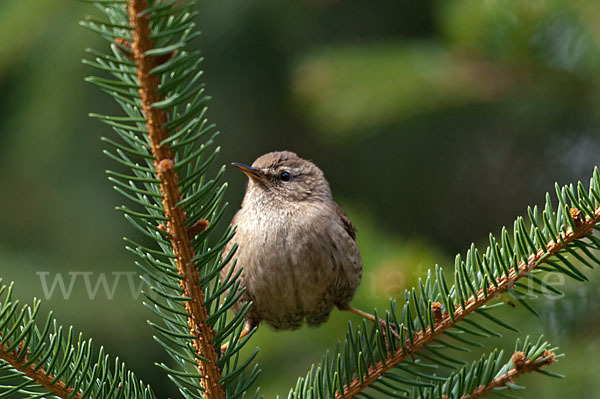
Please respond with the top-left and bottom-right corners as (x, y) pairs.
(341, 305), (401, 341)
(378, 319), (401, 341)
(188, 219), (210, 240)
(219, 322), (255, 355)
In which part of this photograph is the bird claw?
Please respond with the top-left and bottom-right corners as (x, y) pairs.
(188, 219), (209, 240)
(380, 320), (401, 340)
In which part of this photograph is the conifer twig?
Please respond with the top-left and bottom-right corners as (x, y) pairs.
(467, 350), (556, 398)
(126, 0), (225, 397)
(0, 343), (83, 399)
(336, 207), (600, 398)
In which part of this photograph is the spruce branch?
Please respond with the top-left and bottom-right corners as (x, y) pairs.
(418, 336), (561, 399)
(467, 349), (556, 399)
(0, 280), (155, 399)
(0, 342), (83, 399)
(335, 205), (600, 398)
(83, 0), (257, 396)
(126, 0), (224, 397)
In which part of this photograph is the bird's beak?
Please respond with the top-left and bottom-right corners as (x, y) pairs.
(232, 162), (265, 182)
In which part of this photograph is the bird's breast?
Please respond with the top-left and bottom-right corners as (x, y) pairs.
(234, 205), (343, 328)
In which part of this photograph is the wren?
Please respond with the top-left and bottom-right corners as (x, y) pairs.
(221, 151), (379, 348)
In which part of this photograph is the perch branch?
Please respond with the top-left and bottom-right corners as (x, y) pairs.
(337, 207), (600, 398)
(127, 0), (225, 397)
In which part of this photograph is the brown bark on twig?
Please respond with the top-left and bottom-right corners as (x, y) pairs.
(337, 208), (600, 398)
(0, 343), (83, 399)
(467, 350), (555, 398)
(126, 1), (225, 397)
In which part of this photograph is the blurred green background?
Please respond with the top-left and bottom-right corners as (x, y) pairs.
(1, 0), (600, 397)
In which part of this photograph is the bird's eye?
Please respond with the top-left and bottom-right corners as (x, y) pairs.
(280, 171), (291, 182)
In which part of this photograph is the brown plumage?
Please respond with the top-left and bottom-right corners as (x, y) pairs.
(221, 151), (362, 332)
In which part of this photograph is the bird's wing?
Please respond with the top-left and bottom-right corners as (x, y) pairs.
(334, 202), (357, 241)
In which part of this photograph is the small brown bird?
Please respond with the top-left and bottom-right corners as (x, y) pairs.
(221, 151), (381, 349)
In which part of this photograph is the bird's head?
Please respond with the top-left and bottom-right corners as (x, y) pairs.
(232, 151), (332, 204)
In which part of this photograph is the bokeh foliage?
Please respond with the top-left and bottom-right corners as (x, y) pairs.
(1, 0), (599, 397)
